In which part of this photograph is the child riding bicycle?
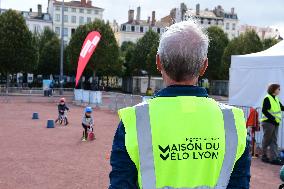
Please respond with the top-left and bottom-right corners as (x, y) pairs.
(55, 98), (69, 125)
(82, 107), (95, 141)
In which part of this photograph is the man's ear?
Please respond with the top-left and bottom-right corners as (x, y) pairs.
(156, 54), (162, 72)
(199, 58), (208, 76)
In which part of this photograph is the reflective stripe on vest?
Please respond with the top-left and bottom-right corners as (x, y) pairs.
(135, 104), (238, 189)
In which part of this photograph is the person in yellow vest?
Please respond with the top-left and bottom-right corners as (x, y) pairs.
(109, 20), (250, 189)
(261, 84), (284, 165)
(201, 79), (210, 94)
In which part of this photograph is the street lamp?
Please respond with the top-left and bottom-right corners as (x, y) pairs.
(59, 0), (64, 95)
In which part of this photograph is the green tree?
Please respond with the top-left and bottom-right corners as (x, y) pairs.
(131, 30), (160, 90)
(146, 40), (159, 88)
(262, 38), (279, 50)
(37, 28), (61, 76)
(68, 19), (120, 84)
(0, 10), (37, 84)
(38, 28), (58, 55)
(242, 29), (263, 53)
(38, 37), (60, 75)
(206, 26), (229, 80)
(221, 37), (243, 80)
(120, 41), (136, 76)
(221, 30), (263, 79)
(121, 41), (135, 53)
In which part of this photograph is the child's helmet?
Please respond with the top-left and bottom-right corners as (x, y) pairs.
(60, 98), (65, 103)
(85, 107), (92, 113)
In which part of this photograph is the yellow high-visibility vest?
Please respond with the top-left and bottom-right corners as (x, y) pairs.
(119, 97), (247, 189)
(261, 94), (282, 124)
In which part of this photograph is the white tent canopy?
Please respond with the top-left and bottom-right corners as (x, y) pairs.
(229, 40), (284, 108)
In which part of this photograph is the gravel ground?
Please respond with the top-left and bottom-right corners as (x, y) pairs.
(0, 96), (282, 189)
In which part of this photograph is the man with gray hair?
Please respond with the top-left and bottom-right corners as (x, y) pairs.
(109, 20), (250, 189)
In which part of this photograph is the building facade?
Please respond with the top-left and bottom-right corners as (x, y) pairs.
(163, 3), (239, 39)
(48, 0), (104, 43)
(0, 5), (52, 34)
(115, 7), (169, 46)
(239, 24), (281, 40)
(23, 5), (53, 34)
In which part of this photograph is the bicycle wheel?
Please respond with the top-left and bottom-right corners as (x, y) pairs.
(64, 118), (68, 126)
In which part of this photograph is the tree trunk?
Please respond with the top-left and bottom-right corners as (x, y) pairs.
(92, 70), (97, 90)
(147, 74), (151, 89)
(80, 77), (83, 89)
(106, 76), (109, 87)
(6, 72), (9, 94)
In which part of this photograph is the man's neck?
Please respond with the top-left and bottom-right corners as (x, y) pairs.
(163, 74), (198, 86)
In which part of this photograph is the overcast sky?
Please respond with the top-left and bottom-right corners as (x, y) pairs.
(1, 0), (284, 35)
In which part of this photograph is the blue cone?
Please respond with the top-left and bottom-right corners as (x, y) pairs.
(32, 112), (39, 120)
(47, 120), (55, 128)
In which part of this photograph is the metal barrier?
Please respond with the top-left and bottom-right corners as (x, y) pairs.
(73, 89), (143, 112)
(234, 105), (284, 149)
(0, 87), (74, 96)
(106, 92), (143, 112)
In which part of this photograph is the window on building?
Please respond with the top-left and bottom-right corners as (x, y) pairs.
(126, 25), (131, 32)
(226, 23), (230, 30)
(55, 14), (60, 22)
(43, 14), (50, 21)
(72, 8), (76, 12)
(63, 28), (68, 37)
(64, 15), (68, 23)
(79, 16), (84, 25)
(152, 27), (157, 32)
(122, 25), (126, 31)
(44, 26), (50, 31)
(64, 7), (68, 12)
(34, 25), (40, 33)
(23, 12), (28, 18)
(201, 19), (204, 24)
(131, 26), (135, 32)
(95, 10), (99, 14)
(135, 26), (140, 32)
(232, 34), (235, 38)
(157, 28), (160, 34)
(140, 26), (144, 33)
(208, 21), (211, 25)
(87, 17), (92, 23)
(232, 23), (236, 30)
(71, 28), (76, 35)
(144, 26), (149, 32)
(55, 6), (60, 11)
(80, 9), (84, 13)
(87, 9), (92, 14)
(71, 16), (76, 23)
(55, 27), (60, 35)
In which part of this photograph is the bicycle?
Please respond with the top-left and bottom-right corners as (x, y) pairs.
(58, 110), (69, 126)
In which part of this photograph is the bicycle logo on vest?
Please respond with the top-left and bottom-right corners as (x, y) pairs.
(158, 137), (220, 161)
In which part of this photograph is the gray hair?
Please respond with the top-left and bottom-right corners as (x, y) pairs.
(157, 19), (209, 82)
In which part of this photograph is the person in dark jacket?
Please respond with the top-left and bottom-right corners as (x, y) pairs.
(261, 84), (284, 165)
(55, 98), (69, 124)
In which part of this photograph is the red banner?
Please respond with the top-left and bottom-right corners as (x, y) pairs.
(75, 31), (101, 87)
